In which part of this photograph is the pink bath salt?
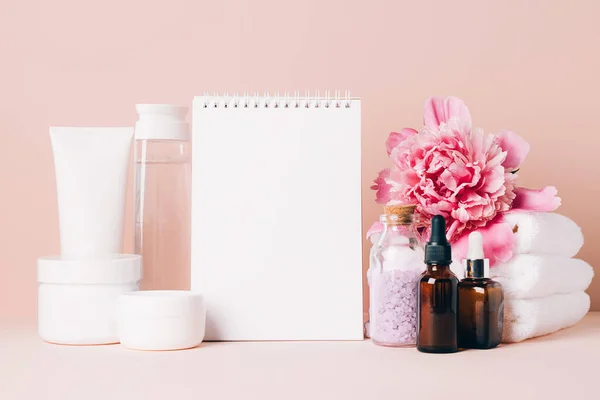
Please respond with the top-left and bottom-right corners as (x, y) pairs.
(370, 268), (421, 346)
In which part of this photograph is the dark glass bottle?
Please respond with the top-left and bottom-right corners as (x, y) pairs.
(417, 215), (459, 353)
(457, 231), (504, 349)
(457, 279), (504, 349)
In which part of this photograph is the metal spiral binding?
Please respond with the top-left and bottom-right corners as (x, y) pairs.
(201, 91), (353, 109)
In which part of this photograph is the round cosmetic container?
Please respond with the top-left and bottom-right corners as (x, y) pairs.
(117, 290), (205, 351)
(37, 254), (141, 345)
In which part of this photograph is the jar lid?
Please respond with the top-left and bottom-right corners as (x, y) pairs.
(37, 254), (142, 284)
(118, 290), (203, 318)
(117, 291), (206, 351)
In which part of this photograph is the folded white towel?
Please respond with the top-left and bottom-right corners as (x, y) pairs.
(491, 254), (594, 299)
(502, 292), (590, 343)
(504, 212), (583, 258)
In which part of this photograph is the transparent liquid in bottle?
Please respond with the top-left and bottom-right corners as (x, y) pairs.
(134, 139), (191, 290)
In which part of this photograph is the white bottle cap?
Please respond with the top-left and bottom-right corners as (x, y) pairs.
(135, 104), (190, 140)
(117, 290), (205, 351)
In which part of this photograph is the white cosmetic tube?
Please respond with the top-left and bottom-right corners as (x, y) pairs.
(49, 127), (133, 258)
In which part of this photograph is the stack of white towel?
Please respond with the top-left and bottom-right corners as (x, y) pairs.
(491, 212), (593, 343)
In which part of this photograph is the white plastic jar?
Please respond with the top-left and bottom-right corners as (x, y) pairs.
(37, 255), (141, 345)
(118, 290), (205, 351)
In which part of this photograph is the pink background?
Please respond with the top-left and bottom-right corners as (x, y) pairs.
(1, 0), (599, 322)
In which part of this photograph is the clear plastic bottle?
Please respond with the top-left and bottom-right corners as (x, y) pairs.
(134, 104), (191, 290)
(369, 205), (424, 347)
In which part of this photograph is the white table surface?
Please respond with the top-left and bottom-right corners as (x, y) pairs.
(2, 313), (599, 400)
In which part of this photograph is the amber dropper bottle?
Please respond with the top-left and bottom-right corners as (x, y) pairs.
(417, 215), (459, 353)
(457, 232), (504, 349)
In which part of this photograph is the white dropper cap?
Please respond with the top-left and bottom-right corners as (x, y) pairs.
(467, 231), (485, 259)
(464, 231), (489, 278)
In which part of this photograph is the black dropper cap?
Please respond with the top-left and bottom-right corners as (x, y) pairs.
(425, 215), (452, 265)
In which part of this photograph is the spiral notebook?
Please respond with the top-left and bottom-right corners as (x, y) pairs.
(191, 93), (363, 341)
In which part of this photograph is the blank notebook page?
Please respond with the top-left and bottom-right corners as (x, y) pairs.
(191, 95), (363, 340)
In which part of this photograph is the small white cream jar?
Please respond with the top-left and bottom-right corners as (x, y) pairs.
(37, 255), (141, 345)
(118, 291), (205, 351)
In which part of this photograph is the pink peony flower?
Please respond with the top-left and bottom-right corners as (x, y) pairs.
(370, 95), (560, 263)
(387, 119), (515, 241)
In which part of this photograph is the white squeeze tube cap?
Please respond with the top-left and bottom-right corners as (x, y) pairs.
(135, 104), (190, 140)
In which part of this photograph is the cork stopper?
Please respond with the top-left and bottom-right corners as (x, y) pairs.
(384, 204), (416, 226)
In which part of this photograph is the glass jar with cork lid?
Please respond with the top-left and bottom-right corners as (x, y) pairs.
(369, 204), (424, 347)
